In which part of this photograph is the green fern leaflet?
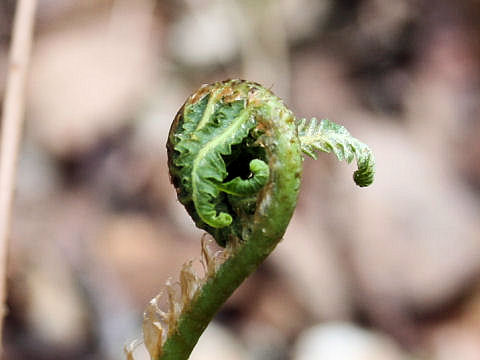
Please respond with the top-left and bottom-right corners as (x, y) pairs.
(297, 118), (375, 187)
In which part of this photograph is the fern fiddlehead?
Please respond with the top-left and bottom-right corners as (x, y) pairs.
(167, 79), (302, 247)
(135, 79), (375, 360)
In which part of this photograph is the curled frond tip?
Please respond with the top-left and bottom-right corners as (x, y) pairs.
(297, 118), (375, 187)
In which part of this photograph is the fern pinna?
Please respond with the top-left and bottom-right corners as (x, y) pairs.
(128, 79), (375, 360)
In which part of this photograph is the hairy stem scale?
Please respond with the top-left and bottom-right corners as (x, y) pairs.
(132, 79), (375, 360)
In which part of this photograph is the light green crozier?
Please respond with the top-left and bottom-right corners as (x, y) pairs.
(134, 79), (375, 360)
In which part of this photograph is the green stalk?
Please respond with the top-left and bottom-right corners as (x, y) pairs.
(160, 236), (282, 359)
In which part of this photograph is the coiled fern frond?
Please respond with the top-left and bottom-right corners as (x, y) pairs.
(128, 80), (375, 360)
(298, 118), (375, 187)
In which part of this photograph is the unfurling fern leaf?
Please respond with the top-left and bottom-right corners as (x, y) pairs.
(134, 80), (375, 360)
(297, 118), (375, 187)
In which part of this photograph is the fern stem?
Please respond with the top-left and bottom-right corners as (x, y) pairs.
(159, 238), (274, 359)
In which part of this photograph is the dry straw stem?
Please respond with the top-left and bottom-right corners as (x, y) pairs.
(0, 0), (37, 349)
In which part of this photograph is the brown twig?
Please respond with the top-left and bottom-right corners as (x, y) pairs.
(0, 0), (37, 351)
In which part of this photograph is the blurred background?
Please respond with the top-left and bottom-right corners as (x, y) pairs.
(1, 0), (480, 359)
